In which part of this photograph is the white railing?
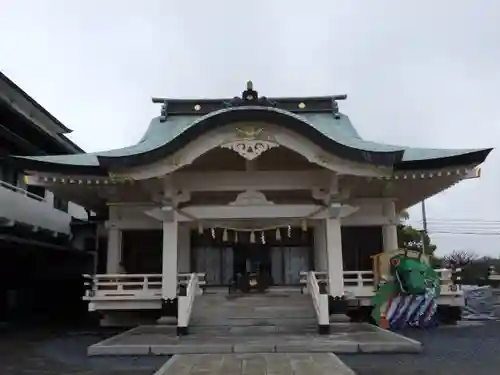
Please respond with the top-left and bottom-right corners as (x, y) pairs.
(83, 274), (163, 300)
(178, 272), (206, 287)
(177, 272), (203, 329)
(298, 269), (461, 300)
(83, 273), (206, 301)
(0, 180), (45, 201)
(300, 271), (329, 326)
(342, 269), (463, 297)
(343, 271), (375, 297)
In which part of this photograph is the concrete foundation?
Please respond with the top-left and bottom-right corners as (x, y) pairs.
(88, 323), (422, 356)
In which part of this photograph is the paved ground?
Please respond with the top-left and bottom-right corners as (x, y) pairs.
(1, 321), (500, 374)
(154, 353), (355, 375)
(88, 323), (421, 355)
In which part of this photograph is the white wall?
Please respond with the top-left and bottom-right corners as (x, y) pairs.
(0, 183), (72, 234)
(342, 200), (396, 226)
(0, 180), (89, 234)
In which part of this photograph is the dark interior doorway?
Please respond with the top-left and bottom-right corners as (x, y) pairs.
(233, 244), (272, 283)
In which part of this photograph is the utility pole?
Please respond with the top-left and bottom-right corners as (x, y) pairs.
(421, 200), (428, 255)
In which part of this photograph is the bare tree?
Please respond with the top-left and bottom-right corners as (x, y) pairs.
(442, 250), (479, 268)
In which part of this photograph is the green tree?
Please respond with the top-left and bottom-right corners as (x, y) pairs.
(397, 224), (437, 255)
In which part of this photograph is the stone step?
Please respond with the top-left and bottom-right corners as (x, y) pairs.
(188, 324), (319, 334)
(190, 317), (318, 327)
(190, 293), (317, 329)
(192, 298), (315, 317)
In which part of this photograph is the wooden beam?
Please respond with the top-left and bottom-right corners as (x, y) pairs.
(171, 170), (334, 192)
(174, 204), (327, 221)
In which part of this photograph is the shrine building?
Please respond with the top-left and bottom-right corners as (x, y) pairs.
(10, 82), (491, 328)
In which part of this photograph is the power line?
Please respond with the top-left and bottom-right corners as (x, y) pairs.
(406, 221), (500, 232)
(429, 231), (500, 236)
(408, 218), (500, 224)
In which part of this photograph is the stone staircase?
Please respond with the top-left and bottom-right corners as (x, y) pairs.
(189, 290), (318, 333)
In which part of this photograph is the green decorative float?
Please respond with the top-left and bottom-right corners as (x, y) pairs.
(371, 249), (440, 329)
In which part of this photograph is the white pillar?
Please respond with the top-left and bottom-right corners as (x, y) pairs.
(177, 224), (191, 273)
(382, 201), (398, 252)
(325, 218), (344, 297)
(162, 220), (178, 300)
(106, 227), (122, 273)
(313, 220), (328, 271)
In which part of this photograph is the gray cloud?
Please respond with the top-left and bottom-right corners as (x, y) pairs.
(1, 0), (499, 255)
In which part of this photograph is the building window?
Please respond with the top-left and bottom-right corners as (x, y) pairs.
(26, 185), (46, 199)
(53, 196), (69, 212)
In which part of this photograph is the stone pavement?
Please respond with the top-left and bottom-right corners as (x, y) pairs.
(88, 323), (422, 356)
(4, 321), (500, 375)
(153, 353), (356, 375)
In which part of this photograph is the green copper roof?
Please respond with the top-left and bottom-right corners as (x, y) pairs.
(11, 106), (492, 173)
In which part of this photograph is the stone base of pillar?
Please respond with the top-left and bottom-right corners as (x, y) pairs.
(318, 324), (330, 335)
(328, 296), (350, 323)
(161, 298), (178, 317)
(328, 295), (348, 315)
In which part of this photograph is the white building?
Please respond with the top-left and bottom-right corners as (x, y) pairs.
(13, 82), (492, 331)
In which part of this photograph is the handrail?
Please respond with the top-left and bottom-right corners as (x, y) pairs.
(341, 269), (462, 295)
(83, 273), (206, 300)
(304, 271), (329, 326)
(0, 180), (45, 201)
(177, 272), (202, 330)
(299, 269), (461, 299)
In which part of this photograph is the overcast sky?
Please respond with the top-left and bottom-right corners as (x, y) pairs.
(1, 0), (499, 256)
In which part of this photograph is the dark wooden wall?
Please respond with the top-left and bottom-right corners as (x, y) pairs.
(341, 226), (383, 271)
(122, 229), (162, 274)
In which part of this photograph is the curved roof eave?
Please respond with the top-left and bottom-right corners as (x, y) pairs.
(96, 106), (405, 169)
(397, 148), (493, 170)
(8, 154), (106, 175)
(8, 106), (493, 174)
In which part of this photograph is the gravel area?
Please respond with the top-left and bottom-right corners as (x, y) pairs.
(1, 321), (500, 374)
(0, 325), (168, 375)
(339, 321), (500, 375)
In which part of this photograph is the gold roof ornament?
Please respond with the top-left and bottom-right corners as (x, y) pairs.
(247, 80), (253, 90)
(235, 126), (263, 140)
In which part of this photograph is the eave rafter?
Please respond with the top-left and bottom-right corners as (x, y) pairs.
(24, 174), (135, 187)
(23, 166), (481, 188)
(367, 166), (481, 181)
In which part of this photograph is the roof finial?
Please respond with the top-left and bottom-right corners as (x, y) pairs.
(246, 80), (253, 90)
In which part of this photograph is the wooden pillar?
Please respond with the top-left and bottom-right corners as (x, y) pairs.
(382, 201), (398, 252)
(325, 217), (349, 320)
(162, 220), (178, 300)
(106, 227), (122, 273)
(325, 218), (343, 297)
(313, 220), (328, 272)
